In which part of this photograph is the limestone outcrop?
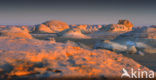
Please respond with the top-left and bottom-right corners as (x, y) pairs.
(33, 20), (69, 33)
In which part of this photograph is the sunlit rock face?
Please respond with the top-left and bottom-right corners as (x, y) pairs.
(34, 24), (55, 33)
(33, 20), (70, 33)
(0, 27), (32, 39)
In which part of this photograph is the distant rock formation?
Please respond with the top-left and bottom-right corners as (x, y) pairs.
(100, 20), (133, 32)
(101, 24), (131, 32)
(118, 19), (134, 28)
(33, 20), (69, 33)
(0, 27), (32, 39)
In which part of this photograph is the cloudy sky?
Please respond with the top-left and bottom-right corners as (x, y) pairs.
(0, 0), (156, 26)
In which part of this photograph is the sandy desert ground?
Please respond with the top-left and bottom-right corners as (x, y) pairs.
(0, 20), (156, 80)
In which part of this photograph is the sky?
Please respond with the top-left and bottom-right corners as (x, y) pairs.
(0, 0), (156, 26)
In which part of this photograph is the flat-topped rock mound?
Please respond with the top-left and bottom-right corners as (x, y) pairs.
(33, 20), (69, 33)
(0, 37), (152, 79)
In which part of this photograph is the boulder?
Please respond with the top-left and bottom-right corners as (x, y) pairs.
(127, 45), (137, 54)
